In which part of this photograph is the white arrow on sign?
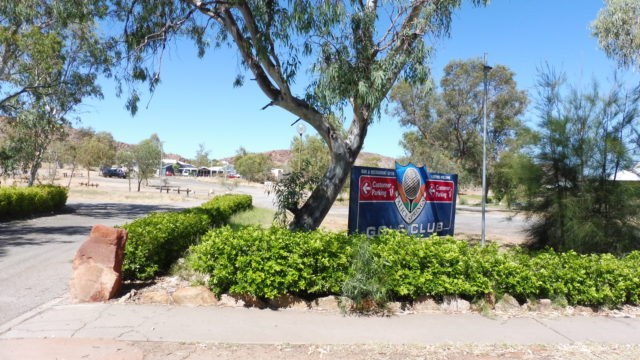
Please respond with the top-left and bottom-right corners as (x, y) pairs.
(362, 182), (371, 195)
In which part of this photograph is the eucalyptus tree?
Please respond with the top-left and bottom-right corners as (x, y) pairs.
(235, 152), (274, 182)
(0, 1), (110, 186)
(134, 137), (162, 192)
(592, 0), (640, 71)
(78, 132), (117, 183)
(390, 58), (528, 194)
(116, 147), (136, 191)
(112, 0), (487, 230)
(0, 103), (66, 186)
(193, 143), (212, 167)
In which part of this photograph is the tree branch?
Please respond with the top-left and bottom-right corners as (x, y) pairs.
(185, 0), (334, 147)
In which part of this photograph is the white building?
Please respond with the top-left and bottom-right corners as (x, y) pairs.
(611, 165), (640, 181)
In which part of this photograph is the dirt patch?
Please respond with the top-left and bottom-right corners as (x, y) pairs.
(132, 342), (640, 359)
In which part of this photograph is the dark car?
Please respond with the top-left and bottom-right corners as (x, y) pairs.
(101, 168), (127, 178)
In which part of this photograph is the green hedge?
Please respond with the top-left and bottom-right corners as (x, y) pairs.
(0, 185), (68, 220)
(188, 228), (640, 307)
(197, 194), (253, 226)
(121, 194), (252, 280)
(189, 226), (359, 299)
(373, 232), (640, 306)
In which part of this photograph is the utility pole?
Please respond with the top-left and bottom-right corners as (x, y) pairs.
(482, 53), (492, 247)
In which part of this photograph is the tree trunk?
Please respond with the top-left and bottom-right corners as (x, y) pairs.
(137, 178), (142, 192)
(49, 159), (58, 184)
(290, 120), (367, 230)
(67, 163), (76, 188)
(290, 151), (356, 230)
(87, 168), (91, 184)
(27, 147), (46, 187)
(27, 160), (40, 187)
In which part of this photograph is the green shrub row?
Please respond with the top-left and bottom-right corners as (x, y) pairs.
(188, 228), (640, 307)
(0, 185), (68, 220)
(189, 226), (360, 299)
(121, 194), (252, 280)
(372, 231), (640, 306)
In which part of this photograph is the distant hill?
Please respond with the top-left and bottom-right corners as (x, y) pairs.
(61, 125), (396, 168)
(63, 126), (191, 163)
(221, 150), (396, 169)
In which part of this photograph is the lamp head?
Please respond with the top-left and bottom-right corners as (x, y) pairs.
(296, 123), (306, 136)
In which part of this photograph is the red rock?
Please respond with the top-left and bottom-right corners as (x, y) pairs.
(172, 286), (218, 306)
(69, 225), (128, 302)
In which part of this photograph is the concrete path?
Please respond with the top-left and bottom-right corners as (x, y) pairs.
(2, 302), (639, 345)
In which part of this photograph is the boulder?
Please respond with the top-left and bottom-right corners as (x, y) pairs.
(69, 225), (128, 302)
(440, 296), (471, 312)
(140, 291), (173, 305)
(172, 286), (218, 306)
(412, 296), (440, 312)
(495, 294), (521, 313)
(311, 296), (340, 312)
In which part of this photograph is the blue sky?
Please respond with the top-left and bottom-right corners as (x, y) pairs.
(77, 0), (639, 160)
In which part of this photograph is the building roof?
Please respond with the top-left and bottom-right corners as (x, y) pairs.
(612, 165), (640, 181)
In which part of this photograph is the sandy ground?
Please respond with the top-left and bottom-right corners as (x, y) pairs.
(2, 338), (639, 360)
(123, 342), (640, 360)
(6, 169), (225, 204)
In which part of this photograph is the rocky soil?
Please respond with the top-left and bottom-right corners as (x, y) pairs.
(112, 276), (640, 320)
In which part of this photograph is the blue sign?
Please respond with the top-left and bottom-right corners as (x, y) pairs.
(348, 163), (458, 237)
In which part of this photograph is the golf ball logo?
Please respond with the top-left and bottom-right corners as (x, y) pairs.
(403, 168), (421, 200)
(395, 163), (427, 224)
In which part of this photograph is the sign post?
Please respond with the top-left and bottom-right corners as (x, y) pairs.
(348, 163), (458, 237)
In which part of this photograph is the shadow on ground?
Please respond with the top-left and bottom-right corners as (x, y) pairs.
(66, 202), (180, 219)
(0, 202), (182, 258)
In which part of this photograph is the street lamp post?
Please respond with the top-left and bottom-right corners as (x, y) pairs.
(296, 123), (306, 172)
(481, 54), (492, 247)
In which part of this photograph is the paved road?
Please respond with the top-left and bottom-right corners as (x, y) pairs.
(324, 205), (528, 242)
(0, 201), (191, 325)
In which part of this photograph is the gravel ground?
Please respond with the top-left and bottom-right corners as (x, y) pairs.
(134, 342), (640, 359)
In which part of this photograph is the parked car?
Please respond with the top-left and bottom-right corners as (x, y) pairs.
(101, 168), (127, 178)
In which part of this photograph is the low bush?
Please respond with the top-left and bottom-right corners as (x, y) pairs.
(373, 232), (640, 307)
(188, 227), (640, 307)
(189, 226), (358, 299)
(121, 194), (252, 280)
(122, 211), (210, 280)
(0, 185), (68, 220)
(197, 194), (253, 226)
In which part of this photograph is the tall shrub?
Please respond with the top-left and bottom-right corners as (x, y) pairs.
(520, 70), (640, 253)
